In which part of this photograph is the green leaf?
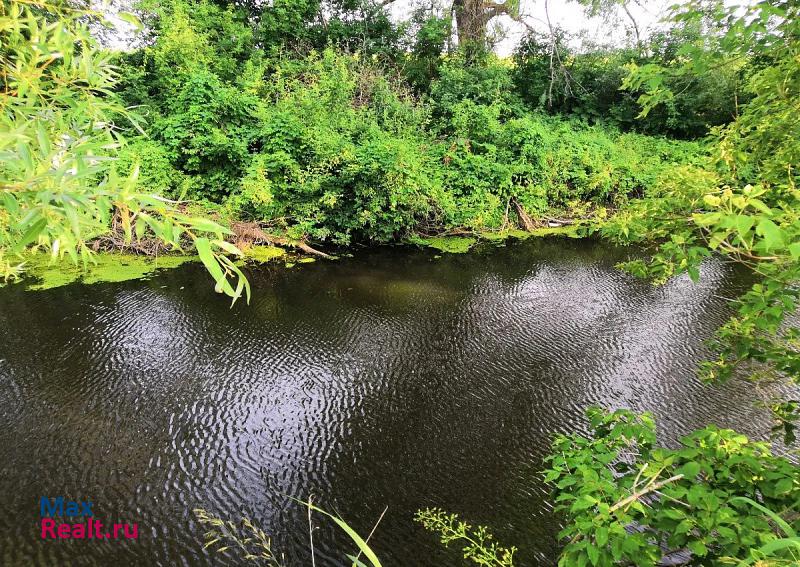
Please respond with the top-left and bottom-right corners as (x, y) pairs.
(730, 497), (795, 537)
(737, 538), (800, 566)
(195, 237), (234, 296)
(679, 461), (701, 479)
(687, 540), (707, 557)
(347, 555), (372, 567)
(756, 219), (785, 251)
(572, 495), (597, 512)
(12, 217), (48, 253)
(595, 526), (609, 547)
(184, 216), (233, 236)
(292, 498), (383, 567)
(117, 11), (143, 31)
(586, 543), (600, 566)
(774, 477), (794, 496)
(748, 199), (772, 215)
(211, 239), (243, 257)
(735, 215), (754, 239)
(36, 123), (51, 155)
(675, 519), (693, 535)
(135, 216), (147, 241)
(661, 508), (685, 520)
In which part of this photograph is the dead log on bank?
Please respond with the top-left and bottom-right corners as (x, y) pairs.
(512, 198), (536, 232)
(231, 222), (334, 259)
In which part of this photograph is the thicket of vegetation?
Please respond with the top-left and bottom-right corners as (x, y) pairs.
(109, 0), (708, 246)
(2, 0), (799, 564)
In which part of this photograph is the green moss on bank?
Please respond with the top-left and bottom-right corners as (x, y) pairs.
(17, 224), (584, 292)
(528, 225), (582, 238)
(481, 225), (582, 239)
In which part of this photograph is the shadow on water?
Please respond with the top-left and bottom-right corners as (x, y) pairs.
(0, 237), (783, 566)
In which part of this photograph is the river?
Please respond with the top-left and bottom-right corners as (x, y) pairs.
(0, 237), (780, 566)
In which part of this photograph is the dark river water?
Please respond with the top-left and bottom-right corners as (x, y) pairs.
(0, 237), (783, 566)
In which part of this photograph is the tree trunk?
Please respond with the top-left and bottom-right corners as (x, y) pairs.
(451, 0), (513, 52)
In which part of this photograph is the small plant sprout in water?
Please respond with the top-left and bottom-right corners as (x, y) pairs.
(194, 508), (283, 566)
(194, 499), (388, 567)
(292, 495), (387, 567)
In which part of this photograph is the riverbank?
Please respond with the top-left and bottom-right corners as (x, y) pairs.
(12, 224), (583, 291)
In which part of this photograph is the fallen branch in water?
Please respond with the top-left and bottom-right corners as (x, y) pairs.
(543, 216), (577, 226)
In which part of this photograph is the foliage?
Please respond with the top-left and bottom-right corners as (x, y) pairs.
(430, 55), (524, 123)
(115, 4), (702, 243)
(603, 0), (800, 439)
(154, 69), (262, 201)
(513, 28), (744, 139)
(110, 0), (707, 244)
(428, 58), (703, 226)
(0, 0), (248, 301)
(402, 13), (451, 92)
(546, 407), (800, 566)
(225, 49), (437, 244)
(732, 497), (800, 566)
(195, 499), (385, 567)
(8, 0), (800, 564)
(114, 140), (187, 198)
(415, 508), (517, 567)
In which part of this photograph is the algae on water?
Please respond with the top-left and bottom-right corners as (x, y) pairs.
(425, 237), (477, 254)
(23, 252), (194, 290)
(18, 226), (581, 292)
(417, 225), (580, 255)
(244, 245), (286, 263)
(480, 225), (580, 240)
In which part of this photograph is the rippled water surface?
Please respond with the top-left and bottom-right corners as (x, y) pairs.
(0, 238), (780, 566)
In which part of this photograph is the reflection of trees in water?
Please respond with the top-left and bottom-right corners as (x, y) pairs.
(0, 239), (773, 566)
(313, 238), (768, 566)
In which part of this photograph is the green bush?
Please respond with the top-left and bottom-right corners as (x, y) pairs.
(223, 50), (437, 244)
(114, 7), (704, 243)
(546, 408), (800, 566)
(153, 69), (262, 201)
(513, 29), (744, 139)
(114, 140), (187, 198)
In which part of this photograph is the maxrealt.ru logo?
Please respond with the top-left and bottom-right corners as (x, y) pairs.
(40, 497), (138, 540)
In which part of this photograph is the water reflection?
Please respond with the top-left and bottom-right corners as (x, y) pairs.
(0, 237), (783, 566)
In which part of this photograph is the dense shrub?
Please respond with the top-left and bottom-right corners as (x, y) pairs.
(153, 70), (262, 201)
(222, 50), (438, 244)
(513, 29), (744, 138)
(547, 408), (800, 566)
(114, 140), (187, 198)
(430, 55), (525, 126)
(114, 1), (705, 244)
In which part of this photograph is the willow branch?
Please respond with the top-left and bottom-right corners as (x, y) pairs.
(609, 474), (684, 514)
